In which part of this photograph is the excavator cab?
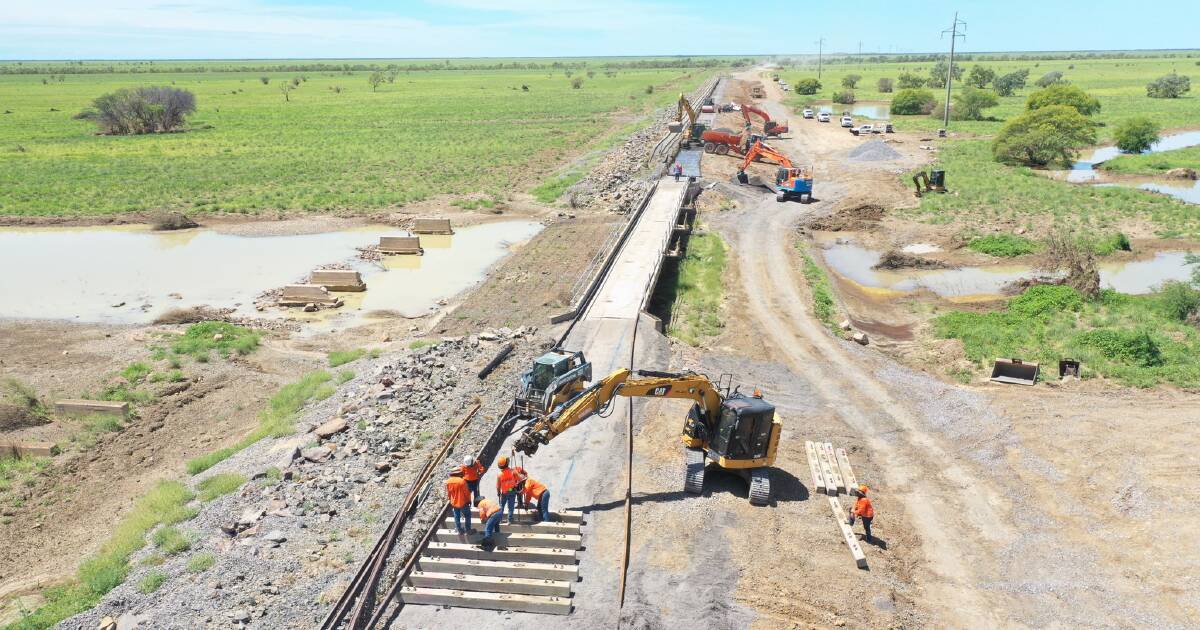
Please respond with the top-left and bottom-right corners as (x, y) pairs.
(516, 350), (591, 418)
(710, 394), (776, 463)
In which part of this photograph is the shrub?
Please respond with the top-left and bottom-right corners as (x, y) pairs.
(967, 234), (1038, 257)
(259, 76), (270, 85)
(1008, 285), (1084, 317)
(831, 90), (855, 105)
(897, 72), (925, 89)
(993, 69), (1030, 96)
(876, 77), (893, 93)
(890, 88), (937, 115)
(1157, 281), (1200, 322)
(1093, 232), (1132, 256)
(81, 87), (196, 135)
(570, 77), (584, 89)
(840, 74), (862, 89)
(951, 87), (999, 121)
(1113, 118), (1160, 153)
(965, 65), (995, 89)
(793, 78), (821, 95)
(1075, 329), (1163, 367)
(928, 60), (963, 88)
(992, 105), (1097, 167)
(1146, 73), (1191, 99)
(1026, 84), (1100, 116)
(1035, 70), (1064, 88)
(197, 472), (247, 502)
(138, 571), (167, 594)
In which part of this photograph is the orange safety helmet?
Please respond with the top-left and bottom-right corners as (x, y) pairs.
(858, 484), (869, 495)
(498, 455), (509, 468)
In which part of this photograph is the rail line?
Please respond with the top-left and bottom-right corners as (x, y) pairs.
(321, 75), (721, 630)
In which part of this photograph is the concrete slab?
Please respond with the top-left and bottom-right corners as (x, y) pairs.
(467, 508), (584, 524)
(53, 399), (128, 418)
(416, 557), (579, 581)
(433, 529), (582, 549)
(828, 496), (868, 569)
(804, 441), (825, 494)
(408, 571), (572, 597)
(379, 236), (423, 254)
(835, 447), (858, 491)
(399, 586), (571, 615)
(425, 542), (577, 564)
(815, 441), (838, 496)
(822, 442), (845, 494)
(309, 269), (365, 292)
(0, 441), (57, 458)
(278, 284), (337, 306)
(441, 517), (580, 535)
(413, 218), (454, 234)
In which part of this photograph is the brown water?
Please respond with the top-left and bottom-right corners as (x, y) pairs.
(819, 239), (1196, 300)
(0, 221), (542, 325)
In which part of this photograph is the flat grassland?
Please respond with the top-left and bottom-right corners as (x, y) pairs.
(0, 61), (710, 216)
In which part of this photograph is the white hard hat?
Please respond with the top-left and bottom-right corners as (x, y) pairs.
(462, 455), (474, 467)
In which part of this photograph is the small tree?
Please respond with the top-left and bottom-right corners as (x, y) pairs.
(876, 77), (894, 93)
(841, 74), (862, 89)
(897, 72), (925, 89)
(570, 77), (584, 89)
(992, 105), (1097, 167)
(368, 71), (385, 92)
(644, 85), (654, 94)
(890, 88), (937, 115)
(965, 65), (995, 89)
(993, 69), (1030, 96)
(793, 78), (821, 95)
(290, 76), (301, 87)
(259, 76), (270, 85)
(1114, 117), (1161, 153)
(83, 86), (197, 135)
(951, 87), (1000, 120)
(279, 82), (295, 102)
(1034, 70), (1064, 88)
(1026, 83), (1101, 116)
(1146, 73), (1191, 98)
(831, 90), (856, 105)
(386, 69), (398, 84)
(928, 60), (963, 88)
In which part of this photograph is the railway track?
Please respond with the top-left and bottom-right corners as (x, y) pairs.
(321, 76), (721, 630)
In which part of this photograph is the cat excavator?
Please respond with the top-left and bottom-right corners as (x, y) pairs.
(740, 102), (788, 136)
(513, 367), (781, 505)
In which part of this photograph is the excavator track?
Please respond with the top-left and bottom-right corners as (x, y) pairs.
(684, 448), (706, 494)
(749, 467), (772, 506)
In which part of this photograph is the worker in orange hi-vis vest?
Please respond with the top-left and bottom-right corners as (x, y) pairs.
(476, 496), (503, 547)
(459, 455), (486, 504)
(445, 467), (472, 535)
(496, 456), (522, 524)
(847, 484), (876, 542)
(520, 476), (551, 523)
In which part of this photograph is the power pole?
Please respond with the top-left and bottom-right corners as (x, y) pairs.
(858, 41), (863, 67)
(815, 38), (825, 80)
(941, 12), (966, 128)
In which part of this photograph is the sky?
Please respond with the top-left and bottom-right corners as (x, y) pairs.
(3, 0), (1199, 60)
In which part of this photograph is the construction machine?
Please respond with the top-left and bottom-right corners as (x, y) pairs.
(912, 168), (947, 197)
(514, 368), (781, 505)
(515, 350), (592, 418)
(668, 94), (707, 149)
(736, 140), (814, 203)
(740, 103), (788, 137)
(699, 128), (766, 156)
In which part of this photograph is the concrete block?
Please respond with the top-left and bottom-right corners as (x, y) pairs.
(53, 399), (129, 418)
(407, 571), (571, 597)
(828, 496), (868, 569)
(433, 529), (582, 549)
(399, 586), (570, 615)
(379, 236), (423, 254)
(309, 269), (365, 292)
(815, 442), (838, 496)
(822, 442), (845, 494)
(835, 447), (858, 491)
(412, 218), (454, 235)
(804, 441), (825, 494)
(0, 441), (58, 458)
(278, 284), (337, 306)
(468, 508), (583, 524)
(441, 518), (580, 535)
(417, 556), (579, 581)
(424, 542), (577, 564)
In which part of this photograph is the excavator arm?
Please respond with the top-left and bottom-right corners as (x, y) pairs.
(739, 140), (793, 171)
(739, 103), (786, 135)
(513, 368), (724, 455)
(675, 94), (698, 126)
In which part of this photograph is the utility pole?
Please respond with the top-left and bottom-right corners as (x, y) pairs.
(940, 12), (967, 128)
(815, 38), (825, 80)
(858, 41), (863, 67)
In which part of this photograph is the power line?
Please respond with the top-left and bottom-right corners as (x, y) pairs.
(940, 11), (967, 128)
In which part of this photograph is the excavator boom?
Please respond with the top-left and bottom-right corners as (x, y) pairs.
(739, 140), (793, 171)
(739, 103), (788, 136)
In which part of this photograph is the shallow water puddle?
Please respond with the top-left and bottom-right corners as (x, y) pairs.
(0, 221), (542, 325)
(816, 103), (890, 120)
(819, 240), (1195, 300)
(1068, 131), (1200, 184)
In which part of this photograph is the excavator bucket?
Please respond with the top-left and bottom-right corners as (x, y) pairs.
(667, 121), (684, 133)
(990, 358), (1039, 386)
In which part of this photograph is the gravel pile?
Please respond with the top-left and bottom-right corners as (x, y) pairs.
(61, 327), (545, 630)
(848, 140), (902, 162)
(568, 77), (721, 214)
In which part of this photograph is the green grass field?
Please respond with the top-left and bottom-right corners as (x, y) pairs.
(0, 63), (710, 215)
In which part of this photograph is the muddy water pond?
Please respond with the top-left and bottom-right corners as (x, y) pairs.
(819, 240), (1195, 300)
(0, 221), (542, 325)
(1068, 131), (1200, 202)
(816, 102), (890, 120)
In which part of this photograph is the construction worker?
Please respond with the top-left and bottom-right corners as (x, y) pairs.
(673, 163), (683, 182)
(476, 496), (503, 547)
(445, 467), (472, 535)
(520, 475), (551, 523)
(459, 455), (486, 504)
(496, 455), (521, 524)
(847, 484), (875, 542)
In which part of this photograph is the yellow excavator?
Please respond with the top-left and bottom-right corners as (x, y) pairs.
(513, 368), (781, 505)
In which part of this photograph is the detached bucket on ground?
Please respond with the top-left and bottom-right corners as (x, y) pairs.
(990, 358), (1039, 386)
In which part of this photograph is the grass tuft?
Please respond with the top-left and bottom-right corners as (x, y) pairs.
(152, 526), (191, 555)
(798, 244), (839, 331)
(196, 472), (247, 502)
(170, 321), (260, 362)
(967, 234), (1038, 257)
(327, 348), (366, 367)
(186, 552), (216, 573)
(137, 571), (167, 594)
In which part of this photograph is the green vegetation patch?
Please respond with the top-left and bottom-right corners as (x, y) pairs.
(137, 571), (168, 594)
(933, 285), (1200, 388)
(798, 244), (839, 331)
(7, 480), (196, 629)
(1102, 145), (1200, 176)
(327, 348), (366, 367)
(651, 231), (727, 346)
(531, 170), (585, 204)
(196, 472), (247, 502)
(967, 234), (1038, 257)
(185, 370), (333, 474)
(0, 456), (50, 503)
(170, 321), (260, 361)
(152, 525), (191, 555)
(186, 552), (216, 574)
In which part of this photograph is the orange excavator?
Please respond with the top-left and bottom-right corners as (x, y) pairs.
(736, 140), (813, 203)
(740, 103), (788, 137)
